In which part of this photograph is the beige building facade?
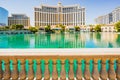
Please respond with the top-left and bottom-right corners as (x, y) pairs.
(34, 2), (85, 28)
(8, 14), (30, 29)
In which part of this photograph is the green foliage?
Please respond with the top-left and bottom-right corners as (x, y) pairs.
(59, 24), (66, 32)
(94, 25), (101, 32)
(11, 24), (24, 30)
(0, 26), (10, 31)
(45, 25), (51, 32)
(89, 25), (95, 32)
(74, 26), (80, 31)
(115, 21), (120, 32)
(29, 27), (38, 33)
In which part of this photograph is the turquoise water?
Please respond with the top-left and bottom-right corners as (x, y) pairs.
(0, 32), (120, 48)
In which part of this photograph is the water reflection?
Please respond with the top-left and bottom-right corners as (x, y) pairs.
(0, 32), (120, 48)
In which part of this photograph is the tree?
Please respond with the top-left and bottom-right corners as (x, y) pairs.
(16, 25), (24, 30)
(10, 24), (24, 30)
(74, 26), (80, 31)
(45, 25), (51, 32)
(89, 25), (95, 32)
(29, 27), (38, 33)
(115, 21), (120, 32)
(94, 25), (101, 32)
(59, 24), (66, 32)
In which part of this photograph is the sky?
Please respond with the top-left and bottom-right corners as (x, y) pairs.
(0, 0), (120, 26)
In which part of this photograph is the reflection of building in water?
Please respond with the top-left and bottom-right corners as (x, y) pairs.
(35, 33), (85, 48)
(7, 35), (30, 48)
(29, 35), (35, 48)
(93, 32), (118, 48)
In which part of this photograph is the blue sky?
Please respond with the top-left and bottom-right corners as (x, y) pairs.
(0, 0), (120, 26)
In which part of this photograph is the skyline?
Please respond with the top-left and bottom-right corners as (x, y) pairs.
(0, 0), (120, 26)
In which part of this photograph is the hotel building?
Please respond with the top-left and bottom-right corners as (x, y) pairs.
(95, 7), (120, 25)
(8, 14), (30, 29)
(34, 2), (85, 28)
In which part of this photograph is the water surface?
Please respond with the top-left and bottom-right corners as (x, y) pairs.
(0, 32), (120, 48)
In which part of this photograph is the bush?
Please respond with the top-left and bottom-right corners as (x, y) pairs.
(74, 26), (80, 31)
(59, 24), (66, 32)
(29, 27), (38, 33)
(94, 25), (101, 32)
(45, 25), (51, 32)
(11, 24), (24, 30)
(115, 21), (120, 32)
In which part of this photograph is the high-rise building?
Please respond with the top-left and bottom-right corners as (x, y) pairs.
(95, 13), (112, 25)
(34, 2), (85, 28)
(112, 7), (120, 23)
(95, 7), (120, 25)
(8, 14), (30, 29)
(0, 7), (8, 26)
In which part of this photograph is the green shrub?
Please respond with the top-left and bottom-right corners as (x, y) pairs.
(115, 21), (120, 32)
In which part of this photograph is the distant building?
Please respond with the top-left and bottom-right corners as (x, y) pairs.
(8, 14), (30, 29)
(112, 7), (120, 23)
(95, 7), (120, 25)
(34, 2), (85, 28)
(0, 7), (8, 27)
(101, 24), (116, 32)
(95, 13), (113, 25)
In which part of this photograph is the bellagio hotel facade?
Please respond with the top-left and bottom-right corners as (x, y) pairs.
(34, 2), (85, 28)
